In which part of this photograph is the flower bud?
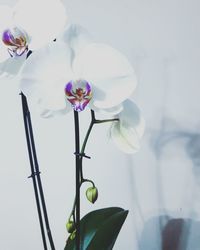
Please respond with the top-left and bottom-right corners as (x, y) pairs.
(66, 219), (75, 234)
(70, 230), (76, 240)
(86, 186), (98, 204)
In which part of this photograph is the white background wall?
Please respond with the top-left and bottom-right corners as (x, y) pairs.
(0, 0), (200, 249)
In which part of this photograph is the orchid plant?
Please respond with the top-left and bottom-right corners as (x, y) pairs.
(1, 1), (144, 249)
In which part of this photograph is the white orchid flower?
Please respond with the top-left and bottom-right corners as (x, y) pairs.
(0, 0), (67, 77)
(110, 99), (145, 154)
(19, 28), (137, 118)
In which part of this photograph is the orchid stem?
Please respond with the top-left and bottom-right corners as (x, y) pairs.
(80, 110), (119, 155)
(73, 111), (81, 250)
(69, 109), (119, 222)
(79, 110), (119, 180)
(80, 110), (95, 155)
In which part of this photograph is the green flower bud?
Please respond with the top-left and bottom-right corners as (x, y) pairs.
(86, 186), (98, 204)
(66, 220), (75, 234)
(70, 230), (76, 240)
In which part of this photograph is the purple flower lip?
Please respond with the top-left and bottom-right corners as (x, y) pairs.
(65, 79), (92, 112)
(2, 27), (28, 57)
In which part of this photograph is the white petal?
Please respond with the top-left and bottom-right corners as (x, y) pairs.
(13, 0), (67, 50)
(20, 41), (74, 117)
(92, 75), (137, 109)
(60, 24), (93, 56)
(110, 100), (145, 154)
(119, 99), (145, 138)
(0, 53), (26, 78)
(110, 122), (140, 154)
(37, 89), (71, 118)
(0, 40), (10, 63)
(21, 77), (72, 118)
(24, 88), (71, 118)
(73, 43), (137, 109)
(89, 102), (123, 116)
(21, 41), (73, 82)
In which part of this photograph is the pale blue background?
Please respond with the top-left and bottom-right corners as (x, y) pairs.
(0, 0), (199, 249)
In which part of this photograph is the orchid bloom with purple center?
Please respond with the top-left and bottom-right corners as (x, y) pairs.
(19, 26), (138, 116)
(2, 28), (28, 57)
(65, 80), (92, 112)
(19, 25), (144, 153)
(20, 41), (138, 117)
(0, 0), (67, 76)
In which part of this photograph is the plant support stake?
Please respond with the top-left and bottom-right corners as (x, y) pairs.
(20, 92), (55, 250)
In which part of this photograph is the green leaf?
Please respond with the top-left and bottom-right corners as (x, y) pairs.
(64, 207), (128, 250)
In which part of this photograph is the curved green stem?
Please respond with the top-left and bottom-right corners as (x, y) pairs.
(69, 109), (119, 239)
(80, 110), (119, 155)
(82, 179), (95, 187)
(80, 110), (119, 180)
(80, 110), (95, 155)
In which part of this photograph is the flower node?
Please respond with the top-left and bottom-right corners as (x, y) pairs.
(65, 79), (92, 112)
(2, 27), (28, 57)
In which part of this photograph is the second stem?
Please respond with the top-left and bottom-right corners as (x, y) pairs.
(74, 111), (81, 250)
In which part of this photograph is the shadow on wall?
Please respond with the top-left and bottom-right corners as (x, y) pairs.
(139, 215), (200, 250)
(151, 117), (200, 190)
(151, 118), (200, 166)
